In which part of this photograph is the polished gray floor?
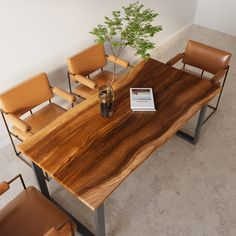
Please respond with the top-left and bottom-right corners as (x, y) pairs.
(1, 24), (236, 236)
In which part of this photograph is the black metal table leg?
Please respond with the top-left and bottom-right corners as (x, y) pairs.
(32, 163), (96, 236)
(95, 204), (106, 236)
(32, 163), (50, 199)
(176, 104), (207, 145)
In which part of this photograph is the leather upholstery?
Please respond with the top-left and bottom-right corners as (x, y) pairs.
(74, 71), (118, 98)
(11, 103), (66, 141)
(0, 73), (53, 116)
(67, 44), (107, 76)
(45, 222), (74, 236)
(0, 181), (9, 195)
(0, 186), (75, 236)
(0, 73), (74, 143)
(52, 87), (76, 103)
(93, 70), (118, 87)
(75, 75), (97, 89)
(183, 40), (231, 74)
(6, 114), (31, 133)
(107, 55), (129, 68)
(211, 69), (227, 83)
(67, 44), (129, 99)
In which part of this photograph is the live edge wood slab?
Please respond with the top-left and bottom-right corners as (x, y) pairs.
(18, 59), (221, 211)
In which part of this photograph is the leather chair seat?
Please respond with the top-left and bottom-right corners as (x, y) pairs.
(11, 103), (66, 141)
(74, 70), (119, 98)
(0, 186), (75, 236)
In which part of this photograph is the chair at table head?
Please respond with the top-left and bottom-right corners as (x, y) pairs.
(67, 43), (130, 99)
(0, 72), (75, 165)
(166, 40), (232, 122)
(182, 40), (231, 76)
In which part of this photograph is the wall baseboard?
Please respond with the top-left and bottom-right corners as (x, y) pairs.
(128, 22), (194, 65)
(157, 22), (194, 46)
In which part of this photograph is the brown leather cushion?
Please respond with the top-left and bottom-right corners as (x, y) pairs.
(183, 40), (231, 74)
(0, 187), (75, 236)
(67, 44), (107, 76)
(45, 222), (74, 236)
(74, 71), (119, 99)
(0, 73), (53, 117)
(11, 103), (66, 141)
(74, 84), (97, 99)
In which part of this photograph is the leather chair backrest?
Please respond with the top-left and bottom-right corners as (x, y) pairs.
(183, 40), (231, 74)
(0, 73), (53, 116)
(67, 44), (107, 76)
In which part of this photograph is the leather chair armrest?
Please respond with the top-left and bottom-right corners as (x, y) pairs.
(107, 55), (129, 68)
(0, 181), (10, 195)
(74, 74), (97, 89)
(6, 113), (31, 133)
(0, 174), (26, 196)
(166, 53), (184, 66)
(44, 228), (59, 236)
(211, 68), (227, 84)
(44, 221), (75, 236)
(52, 87), (76, 103)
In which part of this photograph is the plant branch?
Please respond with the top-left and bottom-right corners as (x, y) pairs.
(90, 1), (162, 86)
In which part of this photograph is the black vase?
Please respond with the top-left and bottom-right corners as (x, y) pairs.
(99, 86), (114, 117)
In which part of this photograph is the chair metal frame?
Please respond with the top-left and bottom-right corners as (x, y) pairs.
(67, 71), (92, 100)
(181, 63), (230, 124)
(1, 99), (52, 165)
(1, 100), (53, 181)
(203, 65), (230, 123)
(33, 162), (103, 236)
(175, 65), (230, 145)
(67, 53), (133, 99)
(1, 174), (75, 236)
(6, 174), (26, 190)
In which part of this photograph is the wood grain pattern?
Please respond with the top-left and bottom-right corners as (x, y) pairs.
(18, 59), (221, 210)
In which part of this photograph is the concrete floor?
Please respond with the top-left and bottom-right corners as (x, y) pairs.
(1, 24), (236, 236)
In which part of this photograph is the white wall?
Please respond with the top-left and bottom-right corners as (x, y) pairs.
(0, 0), (198, 148)
(195, 0), (236, 36)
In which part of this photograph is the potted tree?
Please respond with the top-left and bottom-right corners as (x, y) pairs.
(90, 1), (162, 117)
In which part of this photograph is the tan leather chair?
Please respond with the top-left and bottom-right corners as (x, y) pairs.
(0, 73), (76, 164)
(166, 40), (231, 122)
(0, 174), (75, 236)
(67, 43), (130, 99)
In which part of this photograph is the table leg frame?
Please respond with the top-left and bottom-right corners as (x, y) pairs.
(32, 163), (50, 199)
(95, 204), (105, 236)
(32, 163), (104, 236)
(176, 104), (207, 145)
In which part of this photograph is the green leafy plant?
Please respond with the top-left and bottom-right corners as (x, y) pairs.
(90, 1), (162, 60)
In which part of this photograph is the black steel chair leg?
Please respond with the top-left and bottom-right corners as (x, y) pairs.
(1, 111), (21, 156)
(67, 72), (73, 94)
(32, 162), (95, 236)
(203, 66), (229, 124)
(1, 110), (51, 181)
(67, 71), (86, 101)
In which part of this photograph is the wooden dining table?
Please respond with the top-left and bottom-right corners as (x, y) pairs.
(18, 58), (221, 236)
